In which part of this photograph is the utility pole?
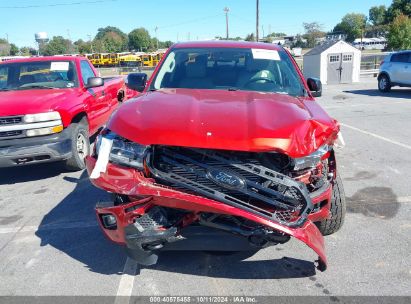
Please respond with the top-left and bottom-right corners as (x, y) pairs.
(224, 7), (229, 40)
(87, 34), (94, 53)
(6, 33), (9, 55)
(155, 26), (159, 49)
(256, 0), (259, 42)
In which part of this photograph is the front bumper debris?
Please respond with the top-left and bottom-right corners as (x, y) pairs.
(86, 156), (330, 271)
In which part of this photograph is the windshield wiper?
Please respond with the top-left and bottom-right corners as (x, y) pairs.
(18, 85), (58, 90)
(227, 87), (239, 91)
(0, 88), (11, 91)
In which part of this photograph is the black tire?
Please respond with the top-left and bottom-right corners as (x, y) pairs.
(315, 175), (346, 236)
(64, 119), (90, 171)
(378, 74), (391, 92)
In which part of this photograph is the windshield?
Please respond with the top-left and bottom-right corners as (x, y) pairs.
(0, 60), (78, 91)
(150, 47), (305, 96)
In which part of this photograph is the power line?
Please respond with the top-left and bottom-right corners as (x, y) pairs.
(0, 0), (118, 9)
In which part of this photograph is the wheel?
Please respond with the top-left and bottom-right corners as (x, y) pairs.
(315, 175), (346, 236)
(378, 74), (391, 92)
(65, 119), (90, 171)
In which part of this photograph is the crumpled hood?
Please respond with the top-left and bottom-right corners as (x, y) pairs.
(0, 89), (79, 116)
(108, 88), (339, 158)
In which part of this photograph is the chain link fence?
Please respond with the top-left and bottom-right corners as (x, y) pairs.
(97, 66), (156, 78)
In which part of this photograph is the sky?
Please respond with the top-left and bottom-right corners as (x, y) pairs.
(0, 0), (393, 48)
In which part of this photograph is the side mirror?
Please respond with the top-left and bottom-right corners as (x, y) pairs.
(86, 77), (104, 88)
(126, 73), (147, 92)
(307, 78), (322, 97)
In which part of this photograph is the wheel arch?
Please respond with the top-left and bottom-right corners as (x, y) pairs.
(71, 111), (89, 125)
(378, 71), (391, 81)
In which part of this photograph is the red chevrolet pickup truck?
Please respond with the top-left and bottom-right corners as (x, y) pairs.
(86, 41), (346, 271)
(0, 56), (136, 170)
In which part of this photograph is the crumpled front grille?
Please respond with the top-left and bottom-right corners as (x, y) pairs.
(148, 146), (314, 227)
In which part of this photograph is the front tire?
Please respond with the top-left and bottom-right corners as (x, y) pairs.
(65, 119), (90, 171)
(315, 175), (346, 236)
(378, 74), (391, 92)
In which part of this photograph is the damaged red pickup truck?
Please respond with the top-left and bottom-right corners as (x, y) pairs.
(86, 41), (345, 271)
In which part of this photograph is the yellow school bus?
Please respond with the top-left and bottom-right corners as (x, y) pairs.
(118, 53), (142, 67)
(101, 53), (111, 66)
(88, 53), (103, 67)
(141, 54), (155, 67)
(109, 53), (119, 66)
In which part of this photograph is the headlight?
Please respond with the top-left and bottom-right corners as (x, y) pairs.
(292, 145), (330, 171)
(26, 125), (63, 137)
(95, 130), (149, 170)
(23, 111), (61, 123)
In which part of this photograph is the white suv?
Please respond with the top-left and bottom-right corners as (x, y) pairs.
(378, 51), (411, 92)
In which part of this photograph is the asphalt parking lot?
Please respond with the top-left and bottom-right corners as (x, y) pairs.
(0, 77), (410, 299)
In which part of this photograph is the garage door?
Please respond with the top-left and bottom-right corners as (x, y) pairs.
(327, 53), (354, 84)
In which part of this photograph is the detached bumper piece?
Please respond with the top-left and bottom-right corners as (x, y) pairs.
(124, 207), (181, 265)
(148, 146), (314, 228)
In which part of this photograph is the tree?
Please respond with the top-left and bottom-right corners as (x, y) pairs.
(333, 13), (367, 42)
(101, 32), (127, 53)
(386, 0), (411, 22)
(20, 46), (37, 56)
(245, 33), (255, 41)
(9, 43), (19, 55)
(0, 38), (10, 56)
(128, 28), (151, 51)
(150, 37), (159, 51)
(302, 22), (325, 48)
(387, 14), (411, 50)
(162, 40), (174, 48)
(74, 39), (93, 54)
(266, 32), (287, 37)
(369, 5), (387, 26)
(94, 26), (128, 52)
(291, 34), (307, 48)
(42, 36), (73, 55)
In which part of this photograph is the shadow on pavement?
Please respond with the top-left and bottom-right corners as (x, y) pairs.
(343, 89), (411, 98)
(36, 171), (316, 278)
(0, 162), (65, 185)
(35, 170), (127, 275)
(146, 252), (316, 279)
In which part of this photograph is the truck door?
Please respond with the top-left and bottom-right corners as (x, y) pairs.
(80, 60), (110, 132)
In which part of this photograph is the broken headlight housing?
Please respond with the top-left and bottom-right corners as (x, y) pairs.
(95, 130), (149, 170)
(292, 145), (330, 171)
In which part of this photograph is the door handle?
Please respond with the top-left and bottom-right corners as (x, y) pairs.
(101, 90), (106, 96)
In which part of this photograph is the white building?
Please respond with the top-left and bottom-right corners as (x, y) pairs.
(353, 37), (387, 50)
(303, 40), (361, 84)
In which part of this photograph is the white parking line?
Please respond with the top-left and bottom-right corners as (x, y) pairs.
(0, 221), (98, 234)
(340, 123), (411, 150)
(115, 257), (139, 304)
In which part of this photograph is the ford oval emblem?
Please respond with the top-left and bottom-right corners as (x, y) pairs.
(206, 169), (246, 190)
